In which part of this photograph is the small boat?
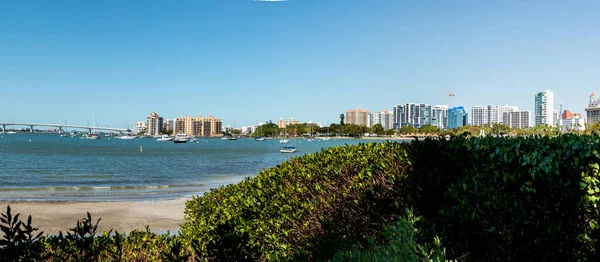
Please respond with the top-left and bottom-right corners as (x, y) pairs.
(228, 137), (238, 140)
(118, 135), (137, 140)
(85, 133), (100, 140)
(157, 135), (174, 141)
(6, 131), (16, 135)
(254, 136), (265, 141)
(173, 133), (189, 143)
(279, 138), (289, 143)
(280, 146), (296, 153)
(221, 137), (229, 140)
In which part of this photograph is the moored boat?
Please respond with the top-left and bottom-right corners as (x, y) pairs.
(173, 133), (189, 143)
(85, 133), (100, 139)
(157, 135), (174, 141)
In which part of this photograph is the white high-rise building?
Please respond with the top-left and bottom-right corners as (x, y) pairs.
(497, 105), (519, 124)
(134, 121), (146, 134)
(503, 111), (531, 129)
(534, 90), (554, 126)
(471, 106), (489, 126)
(431, 105), (448, 129)
(369, 110), (394, 130)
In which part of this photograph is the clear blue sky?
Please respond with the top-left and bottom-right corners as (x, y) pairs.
(2, 0), (599, 128)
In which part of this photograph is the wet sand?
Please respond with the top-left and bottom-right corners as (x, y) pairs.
(0, 198), (188, 235)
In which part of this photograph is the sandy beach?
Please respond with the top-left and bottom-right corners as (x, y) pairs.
(0, 198), (188, 235)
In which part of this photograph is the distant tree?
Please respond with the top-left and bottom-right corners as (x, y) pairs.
(370, 124), (384, 135)
(419, 125), (439, 134)
(346, 124), (363, 137)
(585, 122), (600, 135)
(340, 114), (345, 126)
(397, 126), (417, 135)
(384, 129), (395, 136)
(254, 123), (279, 137)
(491, 123), (510, 135)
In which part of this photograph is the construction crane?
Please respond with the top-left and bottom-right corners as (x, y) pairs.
(441, 91), (455, 101)
(440, 92), (456, 107)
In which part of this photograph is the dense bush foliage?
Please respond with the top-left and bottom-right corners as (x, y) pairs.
(4, 135), (600, 260)
(406, 134), (600, 261)
(330, 209), (449, 262)
(181, 142), (411, 261)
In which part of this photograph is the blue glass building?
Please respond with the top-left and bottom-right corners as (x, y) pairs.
(448, 106), (468, 128)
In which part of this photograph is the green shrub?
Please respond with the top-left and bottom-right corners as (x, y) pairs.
(406, 134), (600, 261)
(330, 209), (449, 262)
(181, 142), (411, 261)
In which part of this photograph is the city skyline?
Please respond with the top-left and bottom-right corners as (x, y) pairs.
(2, 1), (600, 128)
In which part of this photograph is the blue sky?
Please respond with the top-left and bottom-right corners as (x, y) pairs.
(1, 0), (600, 128)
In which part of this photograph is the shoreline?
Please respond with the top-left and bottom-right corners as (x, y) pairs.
(0, 198), (188, 235)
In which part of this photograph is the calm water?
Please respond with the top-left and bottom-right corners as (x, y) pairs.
(0, 133), (391, 201)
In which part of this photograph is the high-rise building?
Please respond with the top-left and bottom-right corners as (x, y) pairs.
(145, 111), (164, 136)
(289, 117), (300, 125)
(278, 118), (287, 129)
(163, 119), (175, 133)
(562, 110), (582, 119)
(534, 90), (554, 126)
(585, 93), (600, 126)
(471, 105), (514, 126)
(471, 106), (488, 126)
(503, 111), (531, 129)
(560, 117), (586, 132)
(448, 106), (468, 129)
(497, 105), (519, 124)
(392, 103), (432, 128)
(134, 121), (146, 134)
(369, 110), (394, 130)
(346, 108), (370, 126)
(431, 105), (448, 129)
(174, 115), (223, 137)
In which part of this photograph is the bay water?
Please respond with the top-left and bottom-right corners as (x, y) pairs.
(0, 134), (393, 201)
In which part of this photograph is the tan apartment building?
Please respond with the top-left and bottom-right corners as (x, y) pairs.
(145, 111), (164, 136)
(278, 118), (287, 129)
(174, 115), (223, 137)
(346, 108), (371, 126)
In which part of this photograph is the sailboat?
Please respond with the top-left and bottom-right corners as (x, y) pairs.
(280, 127), (297, 153)
(279, 128), (289, 143)
(255, 124), (265, 141)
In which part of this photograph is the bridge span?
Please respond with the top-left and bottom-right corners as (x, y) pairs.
(0, 122), (129, 133)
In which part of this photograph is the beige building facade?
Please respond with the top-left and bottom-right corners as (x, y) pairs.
(174, 115), (223, 137)
(346, 108), (371, 126)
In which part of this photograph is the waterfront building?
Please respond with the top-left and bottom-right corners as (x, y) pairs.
(448, 106), (468, 129)
(502, 111), (531, 129)
(163, 119), (175, 133)
(241, 125), (256, 135)
(431, 105), (448, 129)
(497, 105), (518, 124)
(560, 117), (585, 132)
(471, 106), (489, 126)
(393, 103), (432, 128)
(278, 118), (287, 129)
(534, 90), (554, 126)
(346, 108), (370, 127)
(134, 121), (146, 134)
(145, 111), (164, 136)
(174, 115), (223, 137)
(562, 109), (582, 119)
(370, 110), (394, 130)
(585, 93), (600, 126)
(471, 105), (514, 126)
(289, 117), (300, 126)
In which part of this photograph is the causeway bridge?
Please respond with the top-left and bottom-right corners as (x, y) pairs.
(0, 122), (129, 133)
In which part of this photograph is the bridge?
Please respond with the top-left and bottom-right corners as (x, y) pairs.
(0, 122), (129, 133)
